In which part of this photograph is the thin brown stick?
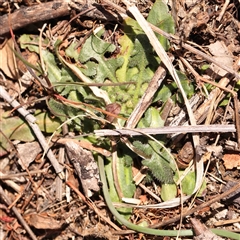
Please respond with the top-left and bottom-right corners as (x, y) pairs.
(0, 0), (71, 36)
(150, 181), (240, 229)
(178, 41), (240, 80)
(233, 96), (240, 148)
(0, 169), (48, 179)
(66, 181), (121, 231)
(216, 0), (230, 22)
(0, 185), (38, 240)
(21, 178), (44, 213)
(125, 66), (166, 128)
(56, 147), (65, 201)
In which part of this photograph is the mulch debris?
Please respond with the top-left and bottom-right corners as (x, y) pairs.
(0, 0), (240, 239)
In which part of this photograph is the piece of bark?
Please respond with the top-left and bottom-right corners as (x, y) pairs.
(0, 0), (71, 36)
(65, 140), (100, 197)
(0, 0), (122, 36)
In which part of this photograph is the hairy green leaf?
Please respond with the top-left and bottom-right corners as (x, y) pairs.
(65, 41), (80, 61)
(79, 29), (124, 83)
(141, 141), (175, 184)
(42, 50), (62, 83)
(114, 18), (160, 114)
(133, 108), (176, 185)
(19, 34), (42, 52)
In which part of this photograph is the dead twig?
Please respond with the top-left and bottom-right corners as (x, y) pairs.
(0, 185), (38, 240)
(125, 66), (166, 128)
(94, 124), (236, 136)
(0, 169), (48, 180)
(191, 218), (224, 240)
(0, 86), (64, 178)
(214, 218), (240, 227)
(0, 0), (71, 36)
(216, 0), (230, 22)
(66, 181), (121, 231)
(56, 147), (65, 201)
(150, 181), (240, 229)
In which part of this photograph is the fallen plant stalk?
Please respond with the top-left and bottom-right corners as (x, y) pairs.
(0, 169), (48, 180)
(94, 124), (236, 136)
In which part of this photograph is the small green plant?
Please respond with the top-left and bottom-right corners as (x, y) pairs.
(15, 0), (197, 215)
